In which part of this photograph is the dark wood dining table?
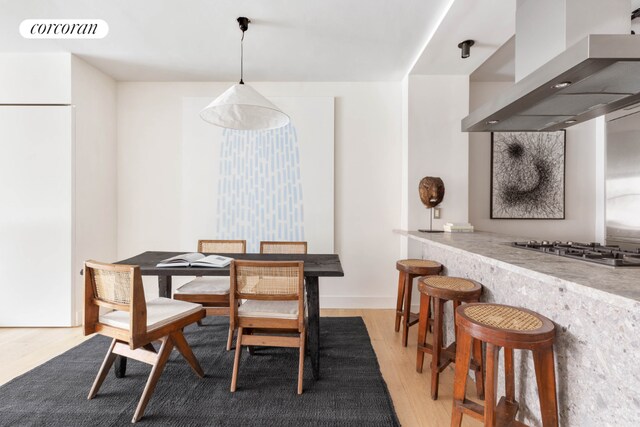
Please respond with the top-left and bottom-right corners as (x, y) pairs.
(113, 251), (344, 380)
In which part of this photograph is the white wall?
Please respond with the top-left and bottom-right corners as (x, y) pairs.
(0, 53), (71, 104)
(0, 106), (74, 326)
(406, 75), (470, 234)
(469, 81), (599, 242)
(71, 56), (118, 324)
(117, 82), (403, 308)
(0, 53), (117, 326)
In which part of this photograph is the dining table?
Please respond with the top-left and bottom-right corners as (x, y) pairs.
(113, 251), (344, 381)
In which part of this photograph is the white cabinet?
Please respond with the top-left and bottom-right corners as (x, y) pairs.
(0, 106), (75, 326)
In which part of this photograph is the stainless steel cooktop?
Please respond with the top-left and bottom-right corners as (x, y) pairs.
(512, 241), (640, 267)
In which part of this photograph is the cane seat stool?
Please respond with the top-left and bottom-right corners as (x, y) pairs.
(416, 276), (484, 400)
(451, 303), (558, 427)
(395, 259), (443, 346)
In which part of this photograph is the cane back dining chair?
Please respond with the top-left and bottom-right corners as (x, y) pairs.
(229, 260), (307, 394)
(83, 260), (205, 423)
(173, 239), (246, 350)
(260, 241), (308, 254)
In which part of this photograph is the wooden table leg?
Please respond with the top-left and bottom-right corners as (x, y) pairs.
(305, 276), (320, 380)
(115, 275), (173, 378)
(114, 355), (127, 378)
(158, 275), (172, 298)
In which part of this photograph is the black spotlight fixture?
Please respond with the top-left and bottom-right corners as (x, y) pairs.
(458, 39), (474, 59)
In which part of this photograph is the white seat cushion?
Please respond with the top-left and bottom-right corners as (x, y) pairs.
(99, 298), (202, 331)
(238, 300), (300, 320)
(174, 277), (230, 295)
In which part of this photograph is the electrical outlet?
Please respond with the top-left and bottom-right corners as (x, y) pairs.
(433, 207), (441, 219)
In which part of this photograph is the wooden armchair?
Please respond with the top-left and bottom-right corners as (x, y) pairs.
(230, 260), (307, 394)
(173, 239), (246, 350)
(260, 241), (308, 254)
(83, 260), (205, 423)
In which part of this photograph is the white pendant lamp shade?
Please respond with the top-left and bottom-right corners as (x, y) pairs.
(200, 83), (290, 130)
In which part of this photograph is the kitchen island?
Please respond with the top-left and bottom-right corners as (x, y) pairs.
(396, 230), (640, 427)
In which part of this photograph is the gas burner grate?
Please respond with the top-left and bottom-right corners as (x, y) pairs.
(512, 241), (640, 267)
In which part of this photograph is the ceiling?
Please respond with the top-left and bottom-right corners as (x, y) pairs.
(409, 0), (515, 76)
(0, 0), (455, 82)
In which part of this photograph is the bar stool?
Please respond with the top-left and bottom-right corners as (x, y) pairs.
(451, 303), (558, 427)
(395, 259), (442, 346)
(416, 276), (484, 400)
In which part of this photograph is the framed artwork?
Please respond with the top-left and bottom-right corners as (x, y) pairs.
(491, 131), (565, 219)
(181, 96), (335, 253)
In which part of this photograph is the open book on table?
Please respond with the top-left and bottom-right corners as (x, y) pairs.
(156, 253), (233, 268)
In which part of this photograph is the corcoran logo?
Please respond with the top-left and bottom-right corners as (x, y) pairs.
(19, 19), (108, 39)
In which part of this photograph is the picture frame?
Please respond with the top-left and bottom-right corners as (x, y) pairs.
(490, 131), (566, 219)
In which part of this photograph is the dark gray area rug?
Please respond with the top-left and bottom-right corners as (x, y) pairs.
(0, 317), (399, 426)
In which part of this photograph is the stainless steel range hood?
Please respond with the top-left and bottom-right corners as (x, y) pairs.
(462, 35), (640, 132)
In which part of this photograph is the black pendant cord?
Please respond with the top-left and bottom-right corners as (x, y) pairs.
(239, 30), (245, 84)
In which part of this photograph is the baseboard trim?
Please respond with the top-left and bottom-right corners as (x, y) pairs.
(319, 296), (413, 309)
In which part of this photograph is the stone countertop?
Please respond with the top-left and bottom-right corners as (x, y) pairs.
(395, 229), (640, 310)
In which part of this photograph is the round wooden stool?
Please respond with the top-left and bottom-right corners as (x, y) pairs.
(416, 276), (484, 400)
(395, 259), (442, 347)
(451, 303), (558, 427)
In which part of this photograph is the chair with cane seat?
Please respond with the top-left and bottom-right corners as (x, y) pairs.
(83, 260), (205, 423)
(229, 260), (307, 394)
(260, 241), (308, 254)
(173, 239), (246, 350)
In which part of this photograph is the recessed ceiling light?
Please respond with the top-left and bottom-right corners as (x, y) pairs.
(553, 81), (572, 89)
(487, 119), (499, 124)
(565, 119), (577, 124)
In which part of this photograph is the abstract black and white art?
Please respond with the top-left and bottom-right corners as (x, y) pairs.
(491, 131), (565, 219)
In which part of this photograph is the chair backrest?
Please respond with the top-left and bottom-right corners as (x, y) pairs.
(230, 260), (305, 329)
(84, 260), (147, 344)
(198, 239), (246, 254)
(260, 241), (308, 254)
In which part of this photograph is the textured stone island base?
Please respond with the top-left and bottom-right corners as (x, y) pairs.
(396, 230), (640, 427)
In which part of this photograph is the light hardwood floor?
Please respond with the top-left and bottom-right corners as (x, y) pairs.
(0, 309), (479, 426)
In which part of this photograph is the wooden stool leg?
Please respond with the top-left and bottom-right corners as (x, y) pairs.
(401, 273), (414, 347)
(533, 346), (559, 427)
(395, 271), (406, 332)
(450, 329), (472, 427)
(430, 297), (444, 400)
(473, 336), (485, 400)
(484, 343), (501, 427)
(416, 293), (431, 373)
(504, 347), (515, 403)
(452, 300), (461, 342)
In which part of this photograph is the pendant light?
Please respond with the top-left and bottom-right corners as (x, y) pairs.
(200, 17), (290, 130)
